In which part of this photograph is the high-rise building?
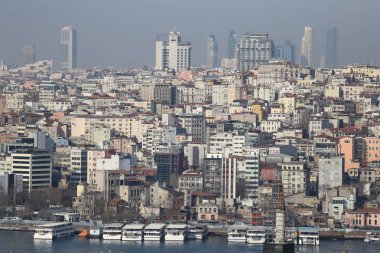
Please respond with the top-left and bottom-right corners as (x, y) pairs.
(179, 113), (206, 142)
(22, 44), (35, 66)
(70, 147), (87, 185)
(326, 27), (338, 68)
(236, 33), (274, 71)
(154, 144), (184, 185)
(155, 29), (191, 73)
(11, 149), (52, 192)
(275, 40), (295, 63)
(227, 30), (237, 59)
(61, 26), (77, 71)
(300, 26), (313, 67)
(203, 154), (223, 195)
(206, 35), (218, 68)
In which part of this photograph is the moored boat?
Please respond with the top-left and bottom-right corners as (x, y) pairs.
(364, 232), (380, 243)
(103, 223), (124, 240)
(188, 225), (208, 239)
(34, 222), (75, 240)
(297, 227), (319, 245)
(79, 228), (89, 238)
(227, 225), (247, 243)
(246, 226), (266, 244)
(165, 224), (189, 241)
(89, 227), (103, 239)
(122, 224), (145, 241)
(144, 223), (166, 241)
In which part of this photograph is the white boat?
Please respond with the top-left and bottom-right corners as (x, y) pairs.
(188, 225), (208, 239)
(103, 223), (124, 240)
(144, 223), (166, 241)
(297, 227), (319, 245)
(364, 232), (380, 243)
(122, 224), (145, 241)
(165, 224), (189, 241)
(246, 226), (266, 244)
(34, 222), (75, 240)
(227, 225), (247, 243)
(89, 227), (103, 238)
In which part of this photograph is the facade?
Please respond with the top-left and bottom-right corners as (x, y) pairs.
(140, 82), (177, 105)
(70, 147), (88, 185)
(154, 144), (184, 184)
(178, 170), (203, 207)
(279, 161), (309, 195)
(206, 35), (218, 68)
(326, 27), (338, 68)
(345, 208), (380, 228)
(155, 29), (191, 73)
(61, 26), (77, 71)
(179, 113), (206, 142)
(300, 26), (313, 67)
(241, 150), (260, 201)
(203, 155), (222, 195)
(87, 149), (109, 185)
(236, 33), (274, 71)
(275, 40), (295, 63)
(256, 60), (301, 85)
(22, 44), (36, 66)
(11, 149), (52, 192)
(318, 155), (344, 198)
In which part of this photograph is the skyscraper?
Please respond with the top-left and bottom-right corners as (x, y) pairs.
(22, 44), (35, 66)
(207, 35), (218, 68)
(227, 30), (237, 59)
(155, 29), (191, 73)
(326, 27), (338, 68)
(236, 33), (274, 71)
(275, 40), (295, 63)
(60, 26), (77, 71)
(300, 26), (313, 67)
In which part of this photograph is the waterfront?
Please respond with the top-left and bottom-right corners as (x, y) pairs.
(0, 231), (378, 253)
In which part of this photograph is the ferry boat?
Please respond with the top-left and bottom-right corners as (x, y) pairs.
(227, 225), (247, 243)
(144, 223), (166, 241)
(188, 225), (208, 239)
(122, 224), (145, 241)
(297, 227), (319, 245)
(165, 224), (189, 241)
(103, 223), (124, 240)
(246, 226), (266, 244)
(34, 222), (75, 240)
(364, 232), (380, 243)
(89, 227), (103, 239)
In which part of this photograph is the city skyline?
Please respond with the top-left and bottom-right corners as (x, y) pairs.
(1, 0), (380, 68)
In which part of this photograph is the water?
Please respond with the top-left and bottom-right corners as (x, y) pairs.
(0, 231), (378, 253)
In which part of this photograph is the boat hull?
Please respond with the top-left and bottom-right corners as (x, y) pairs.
(102, 234), (122, 240)
(228, 237), (247, 243)
(247, 237), (265, 244)
(122, 235), (143, 241)
(165, 235), (185, 241)
(34, 230), (74, 240)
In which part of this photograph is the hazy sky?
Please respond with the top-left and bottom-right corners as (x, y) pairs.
(0, 0), (379, 68)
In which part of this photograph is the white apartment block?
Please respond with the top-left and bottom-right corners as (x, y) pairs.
(155, 30), (191, 73)
(279, 161), (308, 195)
(11, 149), (52, 192)
(260, 120), (283, 133)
